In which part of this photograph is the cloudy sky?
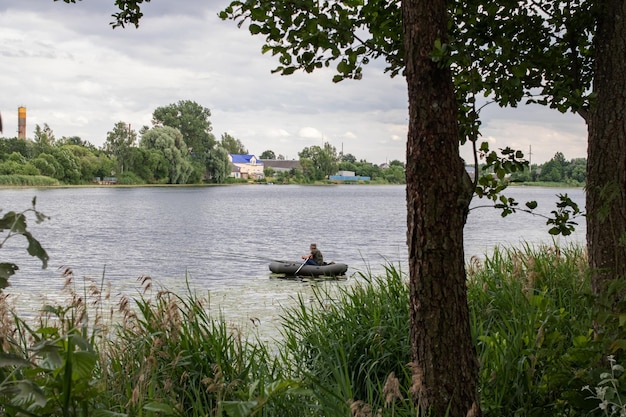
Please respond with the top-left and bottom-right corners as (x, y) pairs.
(0, 1), (587, 165)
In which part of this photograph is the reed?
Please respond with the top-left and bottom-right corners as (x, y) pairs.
(0, 174), (60, 186)
(278, 263), (416, 416)
(0, 268), (110, 417)
(468, 244), (602, 416)
(99, 276), (299, 417)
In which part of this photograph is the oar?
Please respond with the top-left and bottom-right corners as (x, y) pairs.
(294, 258), (308, 275)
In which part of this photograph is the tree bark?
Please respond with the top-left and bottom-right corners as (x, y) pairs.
(402, 0), (480, 416)
(587, 0), (626, 298)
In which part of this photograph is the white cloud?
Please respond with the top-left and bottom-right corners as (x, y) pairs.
(297, 127), (323, 140)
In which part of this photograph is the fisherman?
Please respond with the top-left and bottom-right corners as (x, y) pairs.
(302, 243), (324, 266)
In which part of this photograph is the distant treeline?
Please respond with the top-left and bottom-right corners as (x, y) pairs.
(508, 152), (586, 186)
(0, 129), (583, 187)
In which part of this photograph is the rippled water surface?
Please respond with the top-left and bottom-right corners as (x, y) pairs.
(1, 184), (585, 337)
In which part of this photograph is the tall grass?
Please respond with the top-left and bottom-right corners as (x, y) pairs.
(2, 244), (625, 416)
(0, 175), (60, 186)
(100, 276), (303, 417)
(0, 268), (109, 416)
(278, 264), (416, 416)
(468, 244), (602, 416)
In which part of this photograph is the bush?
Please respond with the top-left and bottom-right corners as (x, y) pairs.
(117, 171), (145, 185)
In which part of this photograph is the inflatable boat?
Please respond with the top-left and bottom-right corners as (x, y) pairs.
(269, 260), (348, 277)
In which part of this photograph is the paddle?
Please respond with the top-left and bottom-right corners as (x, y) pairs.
(294, 258), (308, 275)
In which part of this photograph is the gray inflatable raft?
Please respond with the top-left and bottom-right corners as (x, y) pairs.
(269, 260), (348, 277)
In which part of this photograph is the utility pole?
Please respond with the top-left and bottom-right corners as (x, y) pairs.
(528, 145), (533, 172)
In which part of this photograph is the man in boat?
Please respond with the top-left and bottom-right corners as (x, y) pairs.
(302, 243), (324, 266)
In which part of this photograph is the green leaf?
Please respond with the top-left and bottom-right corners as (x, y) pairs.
(92, 410), (128, 417)
(24, 231), (49, 269)
(0, 262), (19, 285)
(0, 211), (23, 232)
(610, 340), (626, 353)
(12, 379), (47, 408)
(221, 400), (259, 417)
(71, 351), (98, 381)
(249, 23), (261, 35)
(525, 201), (538, 210)
(337, 60), (350, 74)
(31, 341), (63, 370)
(0, 352), (32, 368)
(143, 402), (176, 415)
(572, 335), (590, 348)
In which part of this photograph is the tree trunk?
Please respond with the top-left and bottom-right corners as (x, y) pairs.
(587, 0), (626, 298)
(402, 0), (480, 416)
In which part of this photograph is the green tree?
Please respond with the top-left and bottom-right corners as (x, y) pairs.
(586, 2), (625, 295)
(152, 100), (216, 158)
(126, 146), (169, 183)
(448, 0), (623, 296)
(341, 153), (357, 163)
(59, 144), (101, 182)
(104, 121), (137, 174)
(222, 0), (480, 413)
(338, 161), (357, 173)
(33, 123), (56, 147)
(205, 146), (231, 183)
(220, 132), (248, 154)
(93, 152), (117, 180)
(31, 153), (59, 178)
(7, 151), (27, 165)
(0, 137), (35, 159)
(263, 166), (275, 178)
(140, 126), (192, 184)
(222, 0), (623, 298)
(567, 158), (587, 183)
(383, 165), (405, 184)
(538, 152), (566, 183)
(353, 161), (382, 180)
(403, 2), (480, 414)
(297, 157), (315, 182)
(509, 165), (532, 183)
(0, 153), (40, 176)
(259, 149), (276, 159)
(49, 146), (81, 183)
(298, 143), (339, 180)
(57, 135), (95, 149)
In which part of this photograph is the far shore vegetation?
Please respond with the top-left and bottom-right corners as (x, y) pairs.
(1, 100), (584, 188)
(1, 128), (584, 188)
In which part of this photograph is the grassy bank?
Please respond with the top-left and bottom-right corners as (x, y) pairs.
(509, 181), (585, 188)
(1, 245), (623, 416)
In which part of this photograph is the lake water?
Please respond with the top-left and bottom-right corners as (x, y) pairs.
(0, 184), (585, 339)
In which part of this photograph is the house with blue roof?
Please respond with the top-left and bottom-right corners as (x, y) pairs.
(228, 154), (264, 180)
